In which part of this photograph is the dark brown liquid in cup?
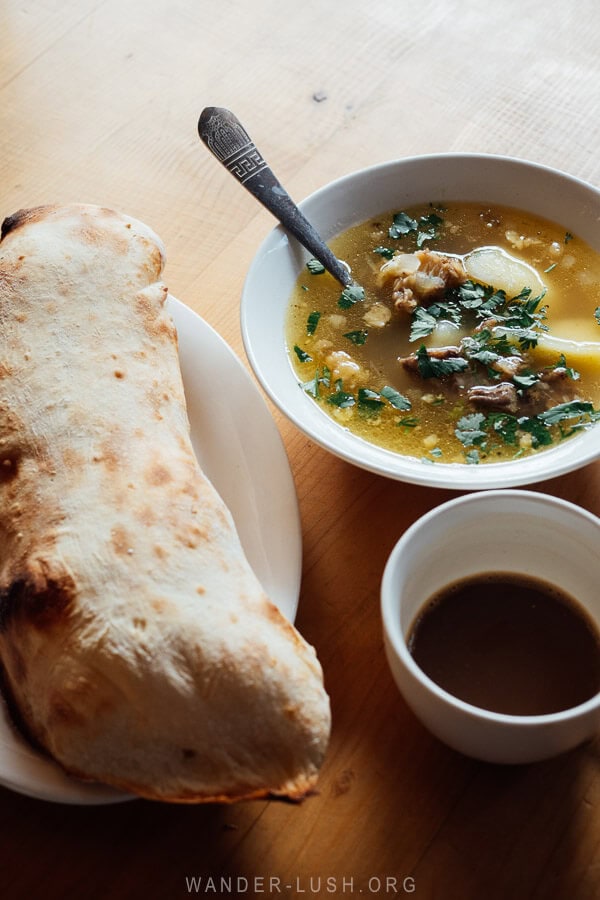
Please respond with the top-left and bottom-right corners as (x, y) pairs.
(408, 573), (600, 716)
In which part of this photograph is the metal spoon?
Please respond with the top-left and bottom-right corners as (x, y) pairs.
(198, 106), (353, 288)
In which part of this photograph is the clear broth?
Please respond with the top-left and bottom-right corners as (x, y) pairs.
(286, 202), (600, 464)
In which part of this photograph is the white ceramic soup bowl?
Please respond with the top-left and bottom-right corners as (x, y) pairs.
(381, 490), (600, 764)
(241, 154), (600, 489)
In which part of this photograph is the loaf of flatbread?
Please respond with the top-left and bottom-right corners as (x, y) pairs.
(0, 204), (330, 802)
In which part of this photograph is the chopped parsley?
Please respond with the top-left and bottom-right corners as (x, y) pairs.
(415, 213), (444, 247)
(545, 354), (579, 381)
(358, 388), (385, 414)
(388, 211), (417, 239)
(343, 329), (368, 345)
(595, 307), (600, 325)
(487, 412), (519, 446)
(455, 280), (506, 314)
(388, 209), (444, 247)
(409, 307), (438, 342)
(293, 345), (312, 363)
(338, 283), (365, 309)
(306, 258), (326, 275)
(381, 385), (411, 410)
(397, 416), (419, 430)
(327, 389), (355, 409)
(373, 245), (395, 260)
(537, 400), (595, 426)
(302, 366), (330, 397)
(512, 371), (540, 390)
(416, 345), (468, 379)
(455, 413), (487, 447)
(454, 402), (599, 453)
(306, 311), (321, 335)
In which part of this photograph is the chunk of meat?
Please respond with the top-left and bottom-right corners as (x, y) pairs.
(540, 366), (570, 384)
(490, 355), (523, 378)
(379, 250), (467, 313)
(399, 345), (462, 373)
(525, 373), (579, 413)
(467, 382), (518, 413)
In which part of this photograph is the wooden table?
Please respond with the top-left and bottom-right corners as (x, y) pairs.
(2, 1), (600, 897)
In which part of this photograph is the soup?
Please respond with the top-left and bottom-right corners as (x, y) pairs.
(286, 202), (600, 464)
(407, 572), (600, 716)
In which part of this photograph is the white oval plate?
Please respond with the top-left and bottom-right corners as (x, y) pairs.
(0, 296), (302, 805)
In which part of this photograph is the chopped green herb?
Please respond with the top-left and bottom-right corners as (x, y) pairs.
(373, 246), (395, 260)
(388, 210), (444, 246)
(546, 354), (579, 381)
(301, 284), (309, 292)
(426, 299), (463, 328)
(493, 324), (542, 352)
(358, 388), (385, 414)
(495, 289), (548, 350)
(338, 283), (365, 309)
(595, 307), (600, 325)
(465, 449), (480, 465)
(302, 366), (330, 397)
(429, 447), (443, 458)
(416, 345), (468, 379)
(294, 345), (312, 363)
(510, 286), (533, 303)
(463, 329), (514, 361)
(537, 400), (595, 426)
(518, 416), (553, 447)
(544, 263), (557, 273)
(306, 311), (321, 335)
(397, 416), (419, 430)
(456, 280), (506, 315)
(455, 413), (487, 447)
(512, 371), (539, 390)
(389, 211), (418, 239)
(306, 258), (326, 275)
(381, 385), (412, 411)
(343, 329), (368, 345)
(487, 412), (519, 446)
(409, 307), (438, 342)
(327, 390), (355, 409)
(415, 212), (444, 247)
(302, 370), (320, 397)
(565, 232), (573, 244)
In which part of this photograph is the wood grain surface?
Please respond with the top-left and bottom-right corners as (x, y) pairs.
(1, 1), (600, 898)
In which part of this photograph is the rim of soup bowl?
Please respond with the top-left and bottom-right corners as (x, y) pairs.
(240, 153), (600, 489)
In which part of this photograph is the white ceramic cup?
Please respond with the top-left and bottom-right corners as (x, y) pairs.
(381, 490), (600, 764)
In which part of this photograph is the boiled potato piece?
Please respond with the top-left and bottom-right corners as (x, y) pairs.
(464, 246), (545, 297)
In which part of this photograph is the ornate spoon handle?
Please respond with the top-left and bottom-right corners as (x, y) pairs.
(198, 107), (352, 287)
